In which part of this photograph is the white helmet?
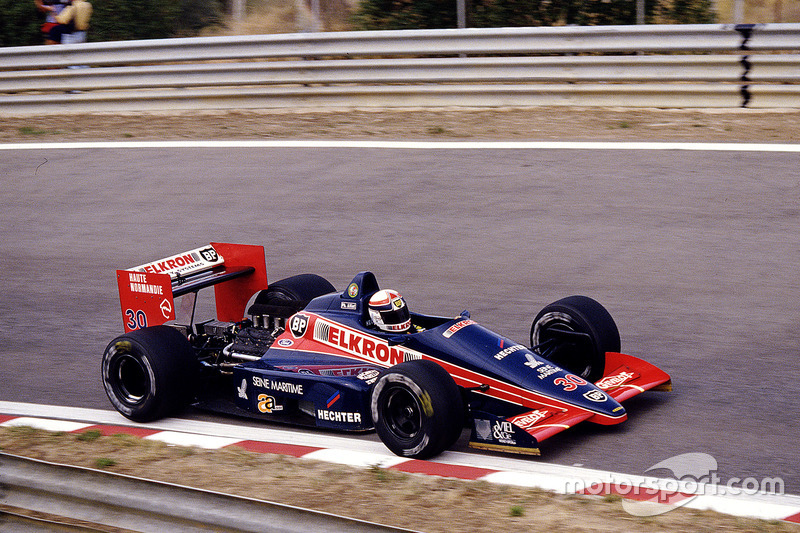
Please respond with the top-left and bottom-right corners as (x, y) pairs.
(368, 289), (411, 333)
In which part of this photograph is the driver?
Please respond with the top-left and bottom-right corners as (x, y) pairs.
(367, 289), (423, 333)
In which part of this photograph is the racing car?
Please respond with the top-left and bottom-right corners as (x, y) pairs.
(102, 242), (671, 459)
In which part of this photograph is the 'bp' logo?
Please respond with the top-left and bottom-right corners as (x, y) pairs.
(583, 389), (608, 402)
(289, 314), (309, 338)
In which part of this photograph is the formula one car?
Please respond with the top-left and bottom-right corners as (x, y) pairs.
(102, 243), (671, 459)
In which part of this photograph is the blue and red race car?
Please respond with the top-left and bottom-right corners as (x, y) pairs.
(102, 243), (671, 459)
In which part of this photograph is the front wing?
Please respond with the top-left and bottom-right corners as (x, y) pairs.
(468, 351), (671, 455)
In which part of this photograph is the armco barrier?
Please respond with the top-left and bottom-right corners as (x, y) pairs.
(0, 24), (798, 112)
(0, 453), (414, 533)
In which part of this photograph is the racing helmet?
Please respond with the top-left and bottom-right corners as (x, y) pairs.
(368, 289), (411, 333)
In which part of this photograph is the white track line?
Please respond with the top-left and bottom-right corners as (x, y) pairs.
(1, 140), (800, 152)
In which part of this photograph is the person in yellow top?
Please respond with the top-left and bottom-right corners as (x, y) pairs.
(50, 0), (92, 44)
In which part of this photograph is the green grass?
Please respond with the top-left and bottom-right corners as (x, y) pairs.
(18, 126), (48, 135)
(77, 430), (102, 442)
(95, 457), (117, 469)
(18, 126), (66, 136)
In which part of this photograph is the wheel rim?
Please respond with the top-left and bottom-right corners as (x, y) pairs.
(534, 314), (593, 378)
(382, 386), (422, 440)
(110, 352), (150, 405)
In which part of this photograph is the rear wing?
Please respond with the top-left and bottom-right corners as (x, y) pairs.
(116, 242), (267, 332)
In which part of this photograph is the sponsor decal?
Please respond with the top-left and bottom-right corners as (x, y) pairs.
(127, 272), (165, 295)
(524, 353), (543, 369)
(139, 253), (197, 275)
(289, 313), (309, 338)
(508, 409), (552, 430)
(492, 421), (517, 445)
(313, 318), (423, 367)
(442, 319), (476, 338)
(131, 246), (222, 280)
(318, 366), (372, 377)
(317, 410), (363, 424)
(347, 283), (359, 298)
(494, 344), (525, 361)
(257, 394), (283, 413)
(281, 365), (374, 377)
(583, 389), (608, 402)
(252, 376), (304, 395)
(357, 369), (381, 384)
(536, 364), (558, 379)
(596, 370), (637, 390)
(277, 338), (294, 347)
(198, 247), (220, 262)
(340, 301), (357, 311)
(237, 378), (248, 400)
(159, 298), (172, 319)
(326, 391), (342, 408)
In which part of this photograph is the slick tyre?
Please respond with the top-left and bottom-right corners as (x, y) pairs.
(371, 360), (464, 459)
(101, 326), (198, 422)
(262, 274), (336, 304)
(530, 296), (620, 383)
(248, 273), (337, 318)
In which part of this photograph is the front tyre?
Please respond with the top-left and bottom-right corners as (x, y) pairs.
(101, 326), (198, 422)
(530, 296), (620, 383)
(371, 360), (464, 459)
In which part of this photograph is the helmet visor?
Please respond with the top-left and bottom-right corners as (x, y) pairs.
(378, 306), (410, 329)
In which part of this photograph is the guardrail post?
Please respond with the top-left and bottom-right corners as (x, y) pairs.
(734, 24), (757, 107)
(230, 0), (245, 22)
(734, 23), (756, 50)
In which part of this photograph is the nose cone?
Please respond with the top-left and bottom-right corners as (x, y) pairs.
(580, 386), (627, 424)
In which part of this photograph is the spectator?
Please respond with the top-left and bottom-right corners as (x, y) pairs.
(56, 0), (92, 44)
(35, 0), (69, 44)
(55, 0), (92, 43)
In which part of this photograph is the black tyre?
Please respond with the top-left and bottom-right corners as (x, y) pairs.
(371, 360), (464, 459)
(530, 296), (620, 383)
(264, 273), (336, 304)
(248, 273), (336, 317)
(101, 325), (198, 422)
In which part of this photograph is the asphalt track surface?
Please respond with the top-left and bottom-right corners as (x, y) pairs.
(1, 141), (798, 495)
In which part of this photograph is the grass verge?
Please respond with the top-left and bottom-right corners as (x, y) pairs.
(1, 426), (798, 532)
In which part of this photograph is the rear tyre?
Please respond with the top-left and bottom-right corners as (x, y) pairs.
(530, 296), (620, 383)
(248, 274), (336, 317)
(371, 360), (464, 459)
(263, 273), (336, 304)
(101, 326), (198, 422)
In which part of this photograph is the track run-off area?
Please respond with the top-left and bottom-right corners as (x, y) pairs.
(2, 401), (800, 524)
(2, 139), (799, 523)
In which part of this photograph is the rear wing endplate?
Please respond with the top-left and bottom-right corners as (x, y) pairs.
(116, 242), (267, 332)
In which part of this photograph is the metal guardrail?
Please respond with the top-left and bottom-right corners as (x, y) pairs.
(0, 452), (416, 533)
(1, 24), (799, 112)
